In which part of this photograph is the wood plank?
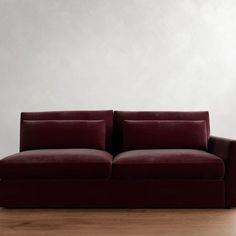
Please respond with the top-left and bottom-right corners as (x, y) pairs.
(0, 208), (236, 236)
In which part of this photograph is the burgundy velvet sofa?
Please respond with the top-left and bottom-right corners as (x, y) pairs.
(0, 110), (235, 208)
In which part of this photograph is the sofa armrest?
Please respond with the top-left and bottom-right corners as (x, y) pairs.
(208, 136), (236, 207)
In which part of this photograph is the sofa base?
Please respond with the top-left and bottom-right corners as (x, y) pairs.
(0, 179), (225, 208)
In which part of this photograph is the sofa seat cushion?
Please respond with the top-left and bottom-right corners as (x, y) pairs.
(0, 149), (113, 179)
(113, 149), (225, 179)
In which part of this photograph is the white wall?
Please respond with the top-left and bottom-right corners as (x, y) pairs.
(0, 0), (236, 157)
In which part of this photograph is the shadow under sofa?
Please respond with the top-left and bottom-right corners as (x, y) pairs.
(0, 110), (235, 208)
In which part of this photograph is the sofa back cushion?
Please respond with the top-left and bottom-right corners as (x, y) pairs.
(114, 111), (210, 153)
(20, 110), (113, 151)
(123, 120), (208, 151)
(21, 120), (105, 151)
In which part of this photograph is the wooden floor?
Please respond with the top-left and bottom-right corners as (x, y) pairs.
(0, 208), (236, 236)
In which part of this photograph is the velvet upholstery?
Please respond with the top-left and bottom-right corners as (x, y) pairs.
(0, 149), (113, 179)
(113, 149), (224, 179)
(123, 120), (208, 151)
(0, 110), (235, 208)
(114, 111), (210, 154)
(209, 136), (236, 207)
(20, 110), (113, 152)
(0, 179), (225, 208)
(21, 120), (106, 150)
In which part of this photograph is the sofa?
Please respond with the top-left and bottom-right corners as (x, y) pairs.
(0, 110), (235, 208)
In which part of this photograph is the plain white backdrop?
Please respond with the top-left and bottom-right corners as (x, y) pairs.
(0, 0), (236, 157)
